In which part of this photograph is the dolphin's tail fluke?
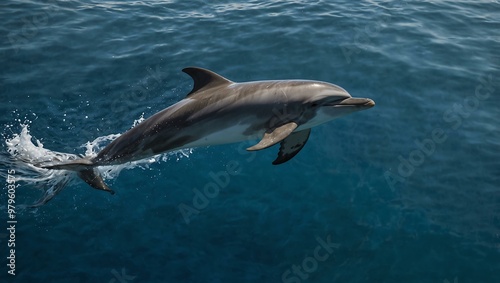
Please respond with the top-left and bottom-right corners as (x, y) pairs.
(40, 158), (115, 195)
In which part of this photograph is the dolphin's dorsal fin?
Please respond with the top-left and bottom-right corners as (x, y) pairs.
(182, 67), (233, 97)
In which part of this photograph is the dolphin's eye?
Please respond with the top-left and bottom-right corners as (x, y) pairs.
(311, 103), (319, 107)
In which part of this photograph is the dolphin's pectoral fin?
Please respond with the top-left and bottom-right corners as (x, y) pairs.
(246, 122), (298, 151)
(77, 168), (115, 195)
(272, 129), (311, 165)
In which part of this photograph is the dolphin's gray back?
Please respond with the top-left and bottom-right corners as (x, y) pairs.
(92, 98), (204, 165)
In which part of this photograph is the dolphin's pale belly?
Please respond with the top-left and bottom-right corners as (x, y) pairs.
(182, 123), (262, 148)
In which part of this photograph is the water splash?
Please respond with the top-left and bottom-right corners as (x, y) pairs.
(1, 117), (193, 207)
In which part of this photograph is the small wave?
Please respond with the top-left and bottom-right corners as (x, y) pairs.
(1, 117), (193, 207)
(1, 124), (78, 208)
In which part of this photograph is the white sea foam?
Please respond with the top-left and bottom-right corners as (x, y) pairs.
(1, 117), (193, 207)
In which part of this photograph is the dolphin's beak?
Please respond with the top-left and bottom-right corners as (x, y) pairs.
(336, 97), (375, 108)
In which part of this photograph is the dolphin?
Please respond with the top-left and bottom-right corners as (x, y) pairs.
(42, 67), (375, 194)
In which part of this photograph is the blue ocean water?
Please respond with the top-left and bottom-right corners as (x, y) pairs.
(1, 0), (499, 282)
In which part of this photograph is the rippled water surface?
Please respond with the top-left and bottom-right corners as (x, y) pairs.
(1, 0), (499, 282)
